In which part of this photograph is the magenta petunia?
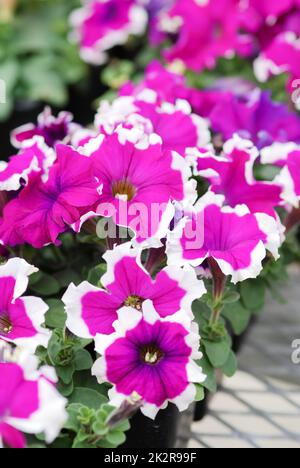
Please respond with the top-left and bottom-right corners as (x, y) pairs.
(0, 138), (56, 192)
(254, 32), (300, 101)
(0, 258), (51, 351)
(160, 0), (252, 72)
(83, 132), (196, 246)
(92, 300), (206, 419)
(192, 136), (283, 217)
(11, 107), (80, 149)
(95, 96), (210, 156)
(0, 144), (102, 248)
(0, 344), (67, 448)
(70, 0), (147, 65)
(275, 149), (300, 208)
(240, 0), (295, 33)
(119, 60), (194, 105)
(167, 196), (282, 283)
(63, 242), (206, 338)
(196, 88), (300, 148)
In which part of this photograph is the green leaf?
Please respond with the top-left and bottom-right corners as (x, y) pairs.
(222, 350), (238, 378)
(203, 333), (232, 368)
(30, 273), (61, 296)
(54, 269), (81, 288)
(87, 264), (107, 287)
(222, 289), (240, 304)
(45, 299), (67, 329)
(56, 364), (75, 384)
(195, 384), (205, 402)
(65, 403), (82, 432)
(74, 349), (93, 371)
(222, 302), (251, 335)
(239, 278), (266, 312)
(197, 353), (217, 393)
(69, 388), (107, 410)
(105, 431), (126, 447)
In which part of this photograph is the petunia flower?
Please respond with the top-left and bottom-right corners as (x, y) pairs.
(160, 0), (252, 72)
(11, 107), (80, 149)
(239, 0), (296, 33)
(0, 137), (56, 192)
(70, 0), (148, 65)
(0, 344), (67, 448)
(83, 132), (196, 247)
(0, 258), (50, 351)
(192, 136), (283, 217)
(95, 96), (210, 156)
(275, 148), (300, 208)
(196, 88), (300, 148)
(166, 196), (282, 283)
(92, 300), (206, 419)
(119, 60), (194, 105)
(0, 144), (102, 248)
(260, 141), (300, 167)
(63, 242), (206, 338)
(254, 32), (300, 106)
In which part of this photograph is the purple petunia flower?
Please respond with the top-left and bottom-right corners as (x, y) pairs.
(70, 0), (147, 65)
(92, 300), (206, 419)
(11, 107), (80, 149)
(0, 144), (102, 248)
(195, 88), (300, 148)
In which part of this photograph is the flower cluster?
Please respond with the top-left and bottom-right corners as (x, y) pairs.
(1, 0), (300, 448)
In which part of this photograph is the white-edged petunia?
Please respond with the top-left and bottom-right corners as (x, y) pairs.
(166, 195), (282, 283)
(63, 242), (206, 339)
(92, 300), (206, 419)
(0, 258), (51, 351)
(0, 343), (67, 448)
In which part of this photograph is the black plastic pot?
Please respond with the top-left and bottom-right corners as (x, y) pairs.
(122, 404), (181, 449)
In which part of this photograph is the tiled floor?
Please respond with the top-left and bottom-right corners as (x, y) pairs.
(189, 269), (300, 449)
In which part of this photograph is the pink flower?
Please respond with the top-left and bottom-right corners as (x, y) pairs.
(240, 0), (295, 33)
(119, 60), (194, 105)
(0, 344), (67, 448)
(276, 148), (300, 207)
(95, 96), (210, 156)
(63, 242), (206, 338)
(11, 107), (80, 149)
(85, 132), (196, 246)
(160, 0), (252, 71)
(92, 300), (206, 419)
(70, 0), (147, 65)
(254, 32), (300, 97)
(192, 136), (283, 217)
(0, 138), (56, 192)
(0, 144), (101, 248)
(195, 88), (300, 148)
(167, 196), (282, 283)
(0, 258), (51, 352)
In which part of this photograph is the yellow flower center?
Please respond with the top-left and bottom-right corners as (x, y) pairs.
(124, 295), (144, 311)
(112, 179), (136, 202)
(140, 344), (164, 366)
(0, 315), (13, 335)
